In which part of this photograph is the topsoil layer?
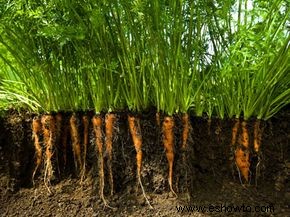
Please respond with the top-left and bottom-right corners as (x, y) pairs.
(0, 108), (289, 217)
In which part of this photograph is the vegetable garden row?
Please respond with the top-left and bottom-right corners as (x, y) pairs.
(0, 0), (289, 208)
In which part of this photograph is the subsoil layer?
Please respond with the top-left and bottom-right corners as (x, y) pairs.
(0, 108), (289, 216)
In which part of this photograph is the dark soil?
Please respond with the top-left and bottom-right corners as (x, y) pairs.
(0, 108), (289, 216)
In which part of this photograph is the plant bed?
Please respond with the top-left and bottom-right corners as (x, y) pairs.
(0, 108), (289, 216)
(0, 1), (289, 216)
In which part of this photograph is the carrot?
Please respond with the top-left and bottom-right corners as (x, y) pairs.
(128, 116), (142, 177)
(181, 113), (190, 193)
(55, 112), (62, 177)
(235, 148), (250, 182)
(41, 115), (50, 152)
(70, 113), (82, 175)
(235, 120), (250, 183)
(254, 119), (261, 153)
(241, 121), (249, 149)
(207, 118), (212, 136)
(230, 118), (240, 178)
(55, 113), (62, 144)
(61, 118), (69, 171)
(32, 116), (42, 184)
(156, 112), (161, 127)
(105, 113), (116, 196)
(254, 119), (263, 186)
(231, 118), (240, 146)
(162, 116), (177, 197)
(92, 115), (110, 207)
(128, 115), (152, 208)
(80, 115), (89, 182)
(215, 119), (222, 144)
(181, 113), (189, 150)
(41, 114), (56, 193)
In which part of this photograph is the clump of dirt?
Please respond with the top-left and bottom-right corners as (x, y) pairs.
(0, 110), (35, 191)
(0, 108), (289, 216)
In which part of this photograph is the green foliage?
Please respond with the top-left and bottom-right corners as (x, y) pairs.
(0, 0), (289, 119)
(210, 0), (289, 120)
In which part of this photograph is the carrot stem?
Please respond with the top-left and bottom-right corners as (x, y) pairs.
(105, 113), (116, 196)
(162, 116), (177, 197)
(128, 115), (153, 209)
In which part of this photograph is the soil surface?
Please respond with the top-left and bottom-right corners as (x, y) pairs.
(0, 108), (289, 216)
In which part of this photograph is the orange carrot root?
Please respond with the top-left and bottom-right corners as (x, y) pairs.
(105, 113), (116, 196)
(254, 119), (261, 153)
(215, 120), (222, 143)
(254, 119), (263, 186)
(128, 115), (152, 208)
(55, 113), (62, 177)
(81, 115), (89, 182)
(70, 114), (82, 175)
(235, 148), (250, 182)
(92, 115), (111, 207)
(162, 116), (177, 197)
(207, 118), (212, 136)
(62, 120), (69, 170)
(241, 121), (249, 149)
(235, 120), (250, 183)
(55, 113), (62, 143)
(41, 115), (50, 151)
(182, 113), (189, 150)
(32, 116), (42, 184)
(181, 113), (190, 193)
(156, 112), (160, 127)
(231, 118), (240, 146)
(41, 114), (56, 193)
(128, 116), (142, 176)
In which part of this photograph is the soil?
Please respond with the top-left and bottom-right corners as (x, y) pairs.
(0, 108), (289, 217)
